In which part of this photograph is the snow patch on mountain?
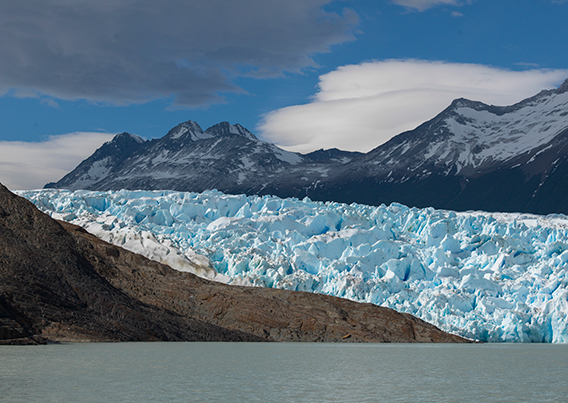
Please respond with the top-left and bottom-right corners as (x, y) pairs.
(271, 145), (303, 165)
(366, 83), (568, 180)
(436, 90), (568, 173)
(166, 120), (213, 141)
(71, 157), (112, 189)
(19, 189), (568, 343)
(204, 122), (257, 140)
(446, 91), (568, 170)
(127, 133), (146, 144)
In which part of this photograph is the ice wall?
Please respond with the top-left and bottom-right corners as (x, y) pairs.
(19, 189), (568, 343)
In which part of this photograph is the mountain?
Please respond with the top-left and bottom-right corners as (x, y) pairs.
(46, 79), (568, 214)
(0, 183), (467, 344)
(44, 131), (146, 191)
(311, 79), (568, 214)
(46, 121), (362, 198)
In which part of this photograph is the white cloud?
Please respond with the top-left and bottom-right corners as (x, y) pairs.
(392, 0), (463, 11)
(0, 132), (116, 190)
(258, 60), (568, 153)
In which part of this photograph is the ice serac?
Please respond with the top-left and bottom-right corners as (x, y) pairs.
(1, 183), (466, 344)
(20, 188), (568, 343)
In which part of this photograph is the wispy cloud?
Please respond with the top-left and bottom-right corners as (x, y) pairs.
(12, 89), (40, 99)
(40, 99), (61, 109)
(515, 62), (541, 68)
(392, 0), (465, 12)
(0, 132), (116, 190)
(0, 0), (358, 108)
(258, 60), (568, 153)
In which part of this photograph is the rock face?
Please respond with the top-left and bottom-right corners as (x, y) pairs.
(0, 184), (468, 344)
(46, 79), (568, 215)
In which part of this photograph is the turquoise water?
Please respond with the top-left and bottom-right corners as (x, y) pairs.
(1, 342), (567, 402)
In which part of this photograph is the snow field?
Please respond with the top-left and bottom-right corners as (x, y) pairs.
(19, 189), (568, 343)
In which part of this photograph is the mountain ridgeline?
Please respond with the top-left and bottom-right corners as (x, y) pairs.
(47, 79), (568, 215)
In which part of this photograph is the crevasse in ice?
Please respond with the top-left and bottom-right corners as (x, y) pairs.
(18, 189), (568, 343)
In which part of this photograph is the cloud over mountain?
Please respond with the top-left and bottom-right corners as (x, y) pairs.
(258, 60), (568, 153)
(0, 132), (115, 190)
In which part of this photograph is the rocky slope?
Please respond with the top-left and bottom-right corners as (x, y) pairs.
(0, 184), (467, 344)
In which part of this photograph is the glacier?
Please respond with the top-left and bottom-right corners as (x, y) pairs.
(18, 189), (568, 343)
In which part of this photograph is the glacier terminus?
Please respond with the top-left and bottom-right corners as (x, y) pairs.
(19, 189), (568, 343)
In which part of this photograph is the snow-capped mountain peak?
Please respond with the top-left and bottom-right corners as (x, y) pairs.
(165, 120), (212, 141)
(108, 132), (146, 146)
(442, 83), (568, 172)
(365, 80), (568, 177)
(164, 120), (259, 142)
(204, 121), (258, 140)
(47, 119), (347, 195)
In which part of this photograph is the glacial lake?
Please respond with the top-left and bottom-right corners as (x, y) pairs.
(1, 342), (567, 402)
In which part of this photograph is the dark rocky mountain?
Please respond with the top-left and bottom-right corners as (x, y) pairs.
(44, 131), (146, 191)
(46, 79), (568, 214)
(0, 183), (466, 344)
(310, 79), (568, 214)
(46, 121), (362, 198)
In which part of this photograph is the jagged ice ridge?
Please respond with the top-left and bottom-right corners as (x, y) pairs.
(19, 189), (568, 343)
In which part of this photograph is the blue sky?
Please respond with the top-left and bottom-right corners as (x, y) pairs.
(2, 0), (568, 189)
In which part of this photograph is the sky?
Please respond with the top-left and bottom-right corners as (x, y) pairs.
(1, 0), (568, 189)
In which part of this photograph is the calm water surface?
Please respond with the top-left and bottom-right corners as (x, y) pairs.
(1, 342), (567, 402)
